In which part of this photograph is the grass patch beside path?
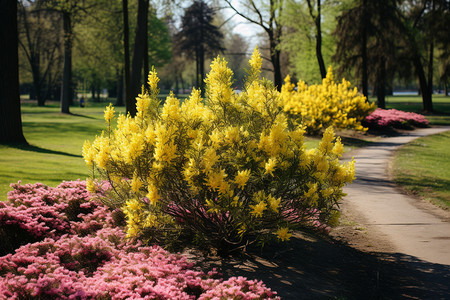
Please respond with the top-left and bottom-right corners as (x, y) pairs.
(392, 130), (450, 209)
(0, 102), (126, 200)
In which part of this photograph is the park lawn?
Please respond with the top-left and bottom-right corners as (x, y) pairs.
(0, 102), (126, 200)
(392, 131), (450, 209)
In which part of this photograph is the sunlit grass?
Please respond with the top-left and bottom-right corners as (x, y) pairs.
(0, 101), (126, 199)
(392, 131), (450, 209)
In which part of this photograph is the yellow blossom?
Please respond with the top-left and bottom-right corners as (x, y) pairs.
(206, 169), (228, 194)
(146, 182), (160, 205)
(268, 194), (281, 213)
(125, 198), (143, 212)
(249, 46), (262, 76)
(250, 201), (267, 218)
(104, 103), (115, 122)
(234, 169), (251, 189)
(161, 93), (180, 121)
(332, 137), (344, 157)
(264, 158), (276, 176)
(148, 66), (160, 95)
(276, 227), (292, 241)
(131, 174), (143, 193)
(86, 178), (96, 193)
(82, 140), (95, 166)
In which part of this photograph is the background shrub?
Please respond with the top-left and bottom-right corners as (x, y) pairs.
(282, 66), (375, 135)
(363, 108), (429, 130)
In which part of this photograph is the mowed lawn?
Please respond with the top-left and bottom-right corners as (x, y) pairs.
(0, 102), (126, 199)
(393, 131), (450, 209)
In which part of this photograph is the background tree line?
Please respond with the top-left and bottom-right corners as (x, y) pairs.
(1, 0), (449, 143)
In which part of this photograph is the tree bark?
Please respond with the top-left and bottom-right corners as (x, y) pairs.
(361, 0), (369, 98)
(445, 78), (448, 96)
(122, 0), (131, 112)
(144, 23), (149, 92)
(127, 0), (148, 117)
(376, 63), (386, 109)
(0, 0), (27, 144)
(60, 11), (72, 114)
(116, 69), (124, 106)
(307, 0), (326, 79)
(200, 45), (205, 94)
(413, 54), (433, 112)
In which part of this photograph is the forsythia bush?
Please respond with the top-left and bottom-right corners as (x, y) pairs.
(83, 48), (355, 255)
(282, 66), (375, 135)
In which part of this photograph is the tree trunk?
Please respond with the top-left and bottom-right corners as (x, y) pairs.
(144, 23), (149, 92)
(195, 48), (200, 90)
(91, 87), (96, 102)
(426, 38), (434, 109)
(361, 0), (369, 98)
(180, 74), (185, 93)
(315, 0), (326, 79)
(271, 46), (282, 91)
(127, 0), (148, 117)
(445, 78), (448, 96)
(123, 0), (131, 113)
(0, 0), (27, 144)
(376, 64), (386, 109)
(32, 69), (45, 106)
(116, 69), (124, 106)
(60, 11), (72, 114)
(413, 54), (433, 112)
(200, 45), (205, 94)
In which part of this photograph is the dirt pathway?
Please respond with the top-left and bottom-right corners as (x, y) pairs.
(342, 126), (450, 265)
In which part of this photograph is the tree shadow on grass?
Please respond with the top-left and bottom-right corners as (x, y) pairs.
(4, 142), (81, 158)
(69, 113), (98, 120)
(193, 232), (450, 299)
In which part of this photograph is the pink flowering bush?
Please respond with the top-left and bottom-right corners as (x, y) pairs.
(0, 233), (278, 299)
(364, 108), (429, 130)
(0, 180), (121, 256)
(0, 181), (279, 299)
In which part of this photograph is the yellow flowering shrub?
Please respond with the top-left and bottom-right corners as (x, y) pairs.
(282, 66), (375, 135)
(83, 50), (355, 255)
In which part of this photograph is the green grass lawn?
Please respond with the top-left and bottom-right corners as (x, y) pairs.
(0, 101), (126, 199)
(392, 131), (450, 209)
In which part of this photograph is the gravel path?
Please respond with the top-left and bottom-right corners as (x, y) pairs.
(343, 126), (450, 265)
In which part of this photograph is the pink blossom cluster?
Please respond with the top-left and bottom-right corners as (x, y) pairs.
(0, 181), (279, 299)
(364, 108), (429, 129)
(0, 180), (118, 255)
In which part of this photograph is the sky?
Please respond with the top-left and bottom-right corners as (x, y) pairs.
(221, 1), (264, 49)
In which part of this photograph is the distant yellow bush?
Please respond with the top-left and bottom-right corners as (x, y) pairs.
(83, 49), (355, 255)
(282, 67), (375, 135)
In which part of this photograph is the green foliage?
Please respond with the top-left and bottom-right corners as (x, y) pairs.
(84, 49), (355, 255)
(281, 0), (338, 84)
